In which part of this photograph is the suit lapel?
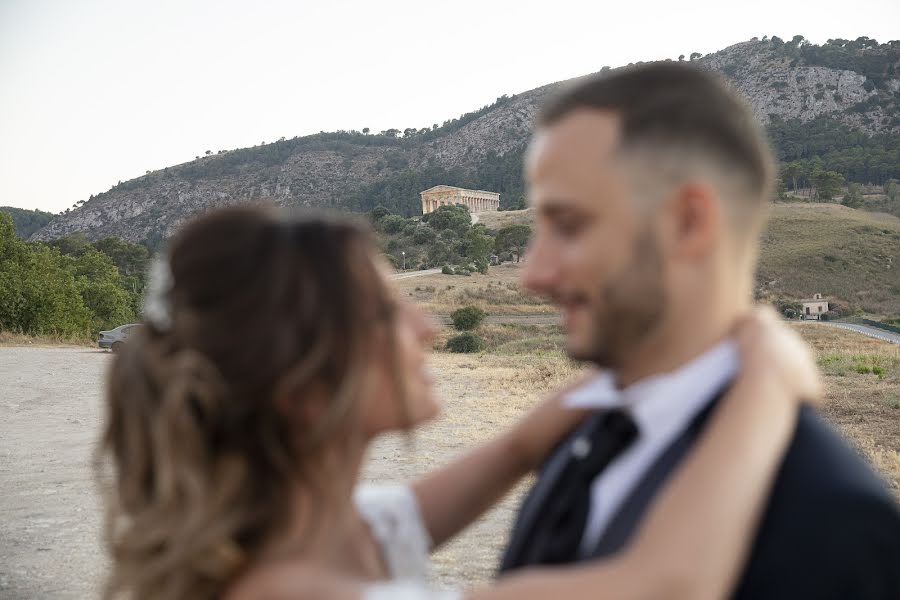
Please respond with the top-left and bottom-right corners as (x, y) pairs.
(590, 390), (725, 558)
(500, 412), (603, 571)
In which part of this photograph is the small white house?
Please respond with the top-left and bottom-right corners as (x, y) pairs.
(801, 293), (829, 320)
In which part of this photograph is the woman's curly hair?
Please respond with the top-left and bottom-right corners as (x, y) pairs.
(96, 206), (402, 599)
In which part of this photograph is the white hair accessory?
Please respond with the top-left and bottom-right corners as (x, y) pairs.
(143, 256), (173, 330)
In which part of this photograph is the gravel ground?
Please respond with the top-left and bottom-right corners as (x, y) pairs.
(0, 347), (563, 598)
(0, 347), (110, 599)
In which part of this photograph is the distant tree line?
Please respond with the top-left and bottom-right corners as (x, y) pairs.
(0, 206), (54, 238)
(769, 115), (900, 207)
(0, 212), (150, 338)
(765, 35), (900, 91)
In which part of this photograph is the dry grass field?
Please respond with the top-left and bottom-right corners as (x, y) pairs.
(758, 203), (900, 316)
(394, 263), (554, 315)
(795, 323), (900, 496)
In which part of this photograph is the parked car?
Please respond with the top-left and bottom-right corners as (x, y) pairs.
(98, 323), (142, 352)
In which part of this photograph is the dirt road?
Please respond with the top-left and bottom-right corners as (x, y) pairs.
(0, 346), (566, 598)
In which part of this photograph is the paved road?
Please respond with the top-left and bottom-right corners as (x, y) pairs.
(819, 321), (900, 345)
(390, 268), (442, 280)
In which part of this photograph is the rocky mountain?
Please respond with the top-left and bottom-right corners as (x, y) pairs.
(31, 36), (900, 245)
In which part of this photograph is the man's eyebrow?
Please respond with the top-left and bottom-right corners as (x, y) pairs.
(538, 201), (581, 217)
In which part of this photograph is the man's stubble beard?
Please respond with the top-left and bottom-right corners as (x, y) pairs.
(569, 227), (668, 369)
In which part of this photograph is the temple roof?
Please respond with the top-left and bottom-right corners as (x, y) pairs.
(419, 185), (500, 196)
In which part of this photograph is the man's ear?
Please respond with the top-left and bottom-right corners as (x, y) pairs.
(664, 181), (722, 260)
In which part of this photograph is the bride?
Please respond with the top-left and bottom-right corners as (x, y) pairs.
(97, 206), (820, 600)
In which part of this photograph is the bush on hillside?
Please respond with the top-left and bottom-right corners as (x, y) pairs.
(451, 306), (486, 331)
(446, 332), (485, 353)
(380, 215), (408, 235)
(441, 265), (454, 275)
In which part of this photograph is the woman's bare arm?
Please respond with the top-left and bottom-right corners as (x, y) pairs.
(411, 373), (594, 549)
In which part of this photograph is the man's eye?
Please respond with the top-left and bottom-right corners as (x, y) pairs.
(553, 218), (582, 237)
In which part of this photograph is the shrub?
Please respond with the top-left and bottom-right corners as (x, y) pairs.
(441, 265), (454, 275)
(450, 306), (486, 331)
(413, 226), (436, 245)
(446, 332), (485, 353)
(380, 215), (407, 235)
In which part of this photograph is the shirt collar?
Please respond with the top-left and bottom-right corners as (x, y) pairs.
(564, 340), (740, 419)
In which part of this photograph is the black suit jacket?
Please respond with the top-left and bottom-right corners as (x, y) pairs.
(500, 402), (900, 599)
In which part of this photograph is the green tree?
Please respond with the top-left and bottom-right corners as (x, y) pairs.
(885, 179), (899, 202)
(426, 240), (452, 267)
(379, 214), (408, 235)
(92, 236), (150, 278)
(0, 206), (54, 239)
(0, 214), (93, 336)
(812, 170), (845, 200)
(46, 233), (90, 256)
(68, 248), (135, 331)
(412, 226), (436, 245)
(495, 224), (532, 262)
(423, 204), (471, 235)
(462, 227), (493, 265)
(842, 182), (864, 208)
(780, 161), (803, 192)
(775, 178), (787, 200)
(369, 205), (392, 222)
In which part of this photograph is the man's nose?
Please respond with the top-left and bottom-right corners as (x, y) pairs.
(521, 236), (558, 296)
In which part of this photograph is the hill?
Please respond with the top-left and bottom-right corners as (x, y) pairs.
(0, 207), (54, 239)
(30, 36), (900, 245)
(478, 204), (900, 316)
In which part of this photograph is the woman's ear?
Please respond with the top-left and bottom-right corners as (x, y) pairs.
(274, 381), (330, 427)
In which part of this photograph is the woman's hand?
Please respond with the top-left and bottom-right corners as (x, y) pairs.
(733, 307), (822, 406)
(510, 371), (597, 472)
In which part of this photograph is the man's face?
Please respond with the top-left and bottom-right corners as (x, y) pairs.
(522, 109), (667, 367)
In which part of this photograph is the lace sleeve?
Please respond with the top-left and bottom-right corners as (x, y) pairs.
(354, 484), (433, 581)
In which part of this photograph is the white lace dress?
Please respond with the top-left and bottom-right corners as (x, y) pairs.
(355, 484), (463, 600)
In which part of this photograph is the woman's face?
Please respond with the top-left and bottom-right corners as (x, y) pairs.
(361, 276), (439, 436)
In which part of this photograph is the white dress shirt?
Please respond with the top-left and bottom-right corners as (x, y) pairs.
(564, 340), (740, 556)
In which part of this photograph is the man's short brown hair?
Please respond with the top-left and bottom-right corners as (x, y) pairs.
(538, 62), (775, 206)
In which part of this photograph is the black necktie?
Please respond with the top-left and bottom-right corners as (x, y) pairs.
(519, 408), (639, 566)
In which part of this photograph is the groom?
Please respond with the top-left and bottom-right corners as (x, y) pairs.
(500, 62), (900, 598)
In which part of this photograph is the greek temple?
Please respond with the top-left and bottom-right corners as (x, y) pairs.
(420, 185), (500, 214)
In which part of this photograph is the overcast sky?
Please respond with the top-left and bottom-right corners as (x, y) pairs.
(1, 0), (898, 213)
